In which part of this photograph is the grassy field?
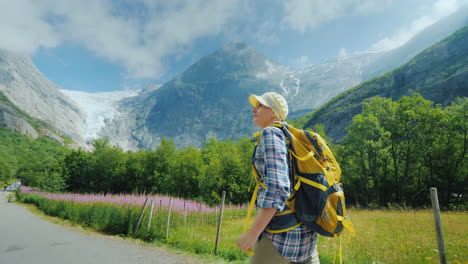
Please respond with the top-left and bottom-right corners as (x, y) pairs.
(169, 209), (467, 264)
(16, 189), (467, 264)
(317, 209), (467, 264)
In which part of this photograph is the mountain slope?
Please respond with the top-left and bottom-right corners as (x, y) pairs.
(0, 90), (66, 144)
(101, 17), (468, 150)
(0, 49), (86, 145)
(100, 43), (286, 149)
(303, 26), (468, 142)
(362, 4), (468, 79)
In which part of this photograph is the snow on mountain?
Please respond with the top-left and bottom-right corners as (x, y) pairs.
(59, 89), (140, 140)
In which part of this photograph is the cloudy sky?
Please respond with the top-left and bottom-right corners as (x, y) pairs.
(0, 0), (467, 92)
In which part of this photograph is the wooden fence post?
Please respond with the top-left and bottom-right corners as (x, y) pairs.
(214, 191), (226, 255)
(147, 199), (155, 230)
(134, 197), (148, 236)
(184, 200), (187, 227)
(214, 207), (217, 224)
(165, 197), (173, 240)
(430, 188), (447, 264)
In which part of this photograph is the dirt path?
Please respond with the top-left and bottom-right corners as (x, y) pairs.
(0, 192), (214, 264)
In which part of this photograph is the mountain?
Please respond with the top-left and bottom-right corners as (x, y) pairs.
(0, 49), (86, 146)
(100, 18), (468, 150)
(303, 25), (468, 142)
(0, 90), (66, 144)
(289, 52), (378, 117)
(99, 43), (285, 149)
(362, 4), (468, 79)
(99, 43), (378, 149)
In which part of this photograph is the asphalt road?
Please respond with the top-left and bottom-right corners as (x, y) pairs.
(0, 191), (210, 264)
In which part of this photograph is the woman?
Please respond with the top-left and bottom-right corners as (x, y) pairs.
(237, 92), (319, 264)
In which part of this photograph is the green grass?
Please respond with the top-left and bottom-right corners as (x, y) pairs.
(316, 209), (467, 264)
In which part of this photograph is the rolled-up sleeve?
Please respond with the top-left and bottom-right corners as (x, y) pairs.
(255, 127), (290, 211)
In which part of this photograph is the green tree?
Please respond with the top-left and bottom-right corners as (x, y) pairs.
(435, 97), (468, 208)
(0, 158), (12, 183)
(90, 139), (127, 193)
(152, 138), (177, 194)
(170, 147), (205, 199)
(63, 149), (93, 192)
(340, 94), (459, 207)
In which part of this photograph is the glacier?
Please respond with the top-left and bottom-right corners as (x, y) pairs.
(59, 89), (140, 141)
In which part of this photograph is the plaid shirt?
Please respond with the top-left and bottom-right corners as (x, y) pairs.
(254, 126), (318, 263)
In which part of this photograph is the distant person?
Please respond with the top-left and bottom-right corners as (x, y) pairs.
(237, 92), (320, 263)
(3, 183), (8, 192)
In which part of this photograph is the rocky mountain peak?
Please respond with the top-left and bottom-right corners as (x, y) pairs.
(181, 42), (279, 83)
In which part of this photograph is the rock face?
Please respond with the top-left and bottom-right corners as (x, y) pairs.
(304, 26), (468, 142)
(0, 49), (86, 145)
(0, 92), (63, 144)
(0, 103), (38, 139)
(101, 43), (283, 150)
(99, 43), (373, 149)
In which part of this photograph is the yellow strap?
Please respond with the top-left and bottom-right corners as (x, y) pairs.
(294, 176), (328, 191)
(265, 222), (302, 233)
(244, 183), (259, 232)
(339, 235), (343, 264)
(251, 166), (267, 189)
(336, 215), (356, 244)
(289, 149), (316, 161)
(333, 236), (337, 264)
(342, 218), (356, 244)
(294, 180), (301, 191)
(244, 165), (267, 257)
(244, 182), (260, 257)
(275, 209), (293, 216)
(245, 131), (267, 257)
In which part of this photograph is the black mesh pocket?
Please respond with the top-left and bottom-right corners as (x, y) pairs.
(294, 172), (329, 226)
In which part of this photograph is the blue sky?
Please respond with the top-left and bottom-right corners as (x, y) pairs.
(0, 0), (467, 92)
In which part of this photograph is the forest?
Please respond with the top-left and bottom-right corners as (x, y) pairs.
(1, 94), (466, 209)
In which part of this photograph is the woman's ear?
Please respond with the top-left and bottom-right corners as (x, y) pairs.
(271, 111), (278, 121)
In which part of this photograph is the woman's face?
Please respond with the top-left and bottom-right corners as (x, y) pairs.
(252, 103), (276, 129)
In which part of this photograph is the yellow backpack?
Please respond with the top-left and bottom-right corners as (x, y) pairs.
(245, 122), (355, 240)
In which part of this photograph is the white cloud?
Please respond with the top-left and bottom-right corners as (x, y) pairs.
(370, 0), (465, 51)
(1, 0), (466, 83)
(294, 56), (312, 68)
(0, 0), (60, 54)
(0, 0), (243, 79)
(281, 0), (394, 33)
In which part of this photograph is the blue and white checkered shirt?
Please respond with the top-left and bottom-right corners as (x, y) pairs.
(254, 126), (318, 263)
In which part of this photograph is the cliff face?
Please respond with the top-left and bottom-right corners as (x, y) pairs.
(0, 91), (66, 145)
(100, 43), (282, 149)
(304, 26), (468, 142)
(97, 43), (372, 149)
(0, 49), (86, 145)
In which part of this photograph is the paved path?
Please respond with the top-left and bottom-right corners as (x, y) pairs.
(0, 192), (210, 264)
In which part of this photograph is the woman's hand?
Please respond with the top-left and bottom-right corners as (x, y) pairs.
(236, 231), (258, 252)
(237, 208), (277, 252)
